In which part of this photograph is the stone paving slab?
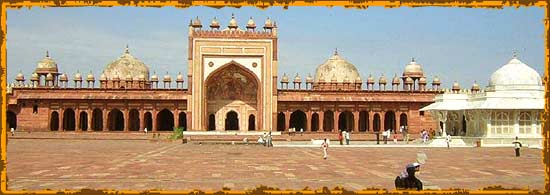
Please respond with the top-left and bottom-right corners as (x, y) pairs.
(6, 139), (544, 191)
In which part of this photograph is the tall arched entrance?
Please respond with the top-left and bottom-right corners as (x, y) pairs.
(205, 62), (259, 131)
(359, 111), (368, 132)
(384, 111), (396, 132)
(144, 112), (153, 131)
(157, 109), (174, 131)
(50, 111), (59, 131)
(373, 113), (381, 132)
(7, 111), (17, 130)
(208, 114), (216, 131)
(178, 112), (187, 130)
(92, 108), (103, 131)
(323, 110), (334, 132)
(129, 109), (140, 131)
(399, 113), (408, 128)
(108, 109), (124, 131)
(248, 114), (255, 130)
(311, 113), (319, 132)
(225, 111), (239, 130)
(79, 111), (88, 131)
(289, 110), (306, 131)
(63, 109), (76, 131)
(338, 111), (354, 132)
(277, 112), (285, 131)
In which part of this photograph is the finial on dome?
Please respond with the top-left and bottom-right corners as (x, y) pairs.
(512, 50), (518, 59)
(411, 57), (415, 62)
(125, 45), (130, 54)
(334, 48), (338, 55)
(46, 50), (49, 57)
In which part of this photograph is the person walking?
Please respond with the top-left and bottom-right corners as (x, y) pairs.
(267, 131), (273, 147)
(387, 129), (391, 144)
(321, 138), (329, 159)
(513, 136), (522, 157)
(10, 128), (15, 136)
(338, 130), (343, 145)
(345, 130), (350, 145)
(445, 134), (452, 149)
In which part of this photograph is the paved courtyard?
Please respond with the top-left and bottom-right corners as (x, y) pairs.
(6, 138), (545, 191)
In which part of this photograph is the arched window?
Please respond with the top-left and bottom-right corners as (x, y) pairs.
(519, 112), (532, 134)
(491, 111), (511, 134)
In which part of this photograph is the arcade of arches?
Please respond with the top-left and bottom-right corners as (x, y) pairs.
(42, 108), (188, 132)
(276, 109), (409, 133)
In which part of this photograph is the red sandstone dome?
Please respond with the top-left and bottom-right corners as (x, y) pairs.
(103, 46), (150, 81)
(314, 50), (361, 83)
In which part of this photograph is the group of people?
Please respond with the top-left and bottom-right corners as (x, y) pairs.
(338, 130), (351, 145)
(257, 131), (273, 147)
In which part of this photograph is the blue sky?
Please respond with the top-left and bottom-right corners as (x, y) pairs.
(6, 6), (545, 89)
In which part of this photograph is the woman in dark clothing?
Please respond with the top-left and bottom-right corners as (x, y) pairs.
(395, 163), (423, 190)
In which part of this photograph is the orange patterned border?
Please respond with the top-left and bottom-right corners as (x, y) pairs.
(0, 1), (548, 195)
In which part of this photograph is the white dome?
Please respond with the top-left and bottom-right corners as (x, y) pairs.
(489, 57), (541, 88)
(314, 50), (361, 83)
(103, 46), (150, 81)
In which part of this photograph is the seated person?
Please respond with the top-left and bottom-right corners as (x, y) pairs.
(395, 163), (423, 190)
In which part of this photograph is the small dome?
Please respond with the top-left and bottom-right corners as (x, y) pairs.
(15, 71), (25, 81)
(281, 73), (289, 83)
(367, 74), (375, 84)
(74, 71), (82, 81)
(151, 72), (159, 82)
(293, 73), (301, 83)
(125, 74), (133, 81)
(35, 50), (59, 74)
(176, 72), (184, 82)
(87, 71), (95, 81)
(59, 73), (68, 81)
(392, 74), (400, 85)
(31, 72), (39, 81)
(191, 16), (202, 28)
(403, 57), (424, 78)
(163, 72), (172, 82)
(471, 81), (480, 90)
(246, 17), (256, 29)
(103, 46), (150, 82)
(46, 73), (54, 81)
(264, 17), (274, 29)
(228, 14), (238, 29)
(100, 72), (107, 81)
(419, 77), (427, 84)
(314, 49), (361, 83)
(355, 76), (362, 83)
(452, 81), (460, 90)
(405, 77), (413, 84)
(306, 74), (313, 83)
(379, 74), (387, 84)
(210, 17), (220, 29)
(489, 55), (542, 88)
(432, 75), (441, 84)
